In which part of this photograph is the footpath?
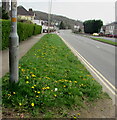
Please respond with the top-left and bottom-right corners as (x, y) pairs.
(0, 33), (45, 78)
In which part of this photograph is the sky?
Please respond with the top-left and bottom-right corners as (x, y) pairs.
(2, 0), (117, 25)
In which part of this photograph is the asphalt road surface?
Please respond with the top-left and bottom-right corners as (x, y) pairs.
(59, 30), (116, 87)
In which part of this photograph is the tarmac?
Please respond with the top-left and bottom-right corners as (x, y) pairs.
(0, 33), (45, 78)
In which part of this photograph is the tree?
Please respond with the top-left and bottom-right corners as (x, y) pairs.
(83, 19), (103, 34)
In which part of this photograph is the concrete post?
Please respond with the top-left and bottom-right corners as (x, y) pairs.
(9, 0), (19, 83)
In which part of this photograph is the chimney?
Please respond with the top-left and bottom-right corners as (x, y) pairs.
(29, 8), (33, 12)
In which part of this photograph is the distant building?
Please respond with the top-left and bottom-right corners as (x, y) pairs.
(104, 22), (117, 35)
(73, 23), (84, 33)
(2, 0), (10, 12)
(17, 6), (35, 21)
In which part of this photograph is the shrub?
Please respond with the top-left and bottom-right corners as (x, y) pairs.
(2, 20), (42, 50)
(2, 20), (11, 50)
(33, 24), (42, 35)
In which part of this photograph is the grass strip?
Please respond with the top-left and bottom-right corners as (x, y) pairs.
(2, 34), (104, 117)
(90, 37), (117, 46)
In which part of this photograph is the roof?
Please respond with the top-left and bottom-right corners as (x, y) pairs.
(17, 6), (34, 16)
(105, 22), (117, 26)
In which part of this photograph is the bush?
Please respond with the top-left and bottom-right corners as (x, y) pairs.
(2, 20), (11, 50)
(2, 20), (42, 50)
(33, 24), (42, 35)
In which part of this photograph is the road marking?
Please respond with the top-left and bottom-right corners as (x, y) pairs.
(59, 35), (116, 96)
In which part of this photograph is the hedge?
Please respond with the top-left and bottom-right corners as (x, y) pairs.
(1, 20), (42, 50)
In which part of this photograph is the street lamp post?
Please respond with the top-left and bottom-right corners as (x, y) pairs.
(48, 0), (52, 33)
(9, 0), (19, 83)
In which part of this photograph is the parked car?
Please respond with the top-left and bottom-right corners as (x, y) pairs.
(114, 35), (117, 38)
(99, 32), (104, 36)
(105, 34), (114, 37)
(92, 33), (99, 36)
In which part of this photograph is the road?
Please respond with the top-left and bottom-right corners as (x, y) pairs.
(59, 30), (116, 87)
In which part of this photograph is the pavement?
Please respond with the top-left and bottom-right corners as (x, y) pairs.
(0, 33), (45, 78)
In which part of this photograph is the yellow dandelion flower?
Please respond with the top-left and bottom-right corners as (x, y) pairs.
(77, 113), (80, 116)
(13, 92), (16, 94)
(8, 94), (11, 96)
(34, 85), (36, 87)
(37, 91), (40, 94)
(74, 81), (77, 83)
(36, 95), (39, 98)
(34, 91), (37, 93)
(74, 117), (76, 119)
(46, 87), (50, 89)
(26, 81), (29, 84)
(63, 85), (66, 88)
(54, 94), (57, 97)
(26, 76), (29, 79)
(69, 81), (72, 83)
(21, 69), (25, 72)
(31, 103), (34, 107)
(19, 103), (22, 106)
(31, 86), (34, 89)
(31, 74), (36, 77)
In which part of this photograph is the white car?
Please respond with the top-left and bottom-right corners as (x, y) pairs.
(93, 33), (99, 36)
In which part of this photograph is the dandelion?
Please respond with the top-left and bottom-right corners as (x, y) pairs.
(74, 117), (76, 119)
(46, 87), (50, 89)
(26, 76), (29, 79)
(37, 91), (40, 94)
(19, 103), (22, 106)
(31, 86), (34, 89)
(63, 85), (66, 88)
(31, 74), (36, 77)
(34, 85), (36, 87)
(26, 81), (29, 84)
(36, 95), (39, 98)
(77, 113), (80, 116)
(21, 69), (25, 72)
(34, 91), (37, 93)
(13, 92), (16, 94)
(31, 103), (34, 107)
(8, 94), (11, 96)
(74, 81), (77, 83)
(54, 94), (57, 97)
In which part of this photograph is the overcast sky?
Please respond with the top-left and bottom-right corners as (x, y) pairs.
(16, 0), (116, 25)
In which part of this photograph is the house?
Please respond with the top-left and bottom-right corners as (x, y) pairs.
(104, 22), (117, 35)
(73, 23), (84, 33)
(17, 6), (35, 21)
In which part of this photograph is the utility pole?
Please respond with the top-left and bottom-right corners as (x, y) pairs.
(9, 0), (19, 83)
(48, 0), (52, 33)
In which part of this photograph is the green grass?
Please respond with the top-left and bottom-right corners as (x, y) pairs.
(91, 37), (117, 46)
(2, 34), (104, 118)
